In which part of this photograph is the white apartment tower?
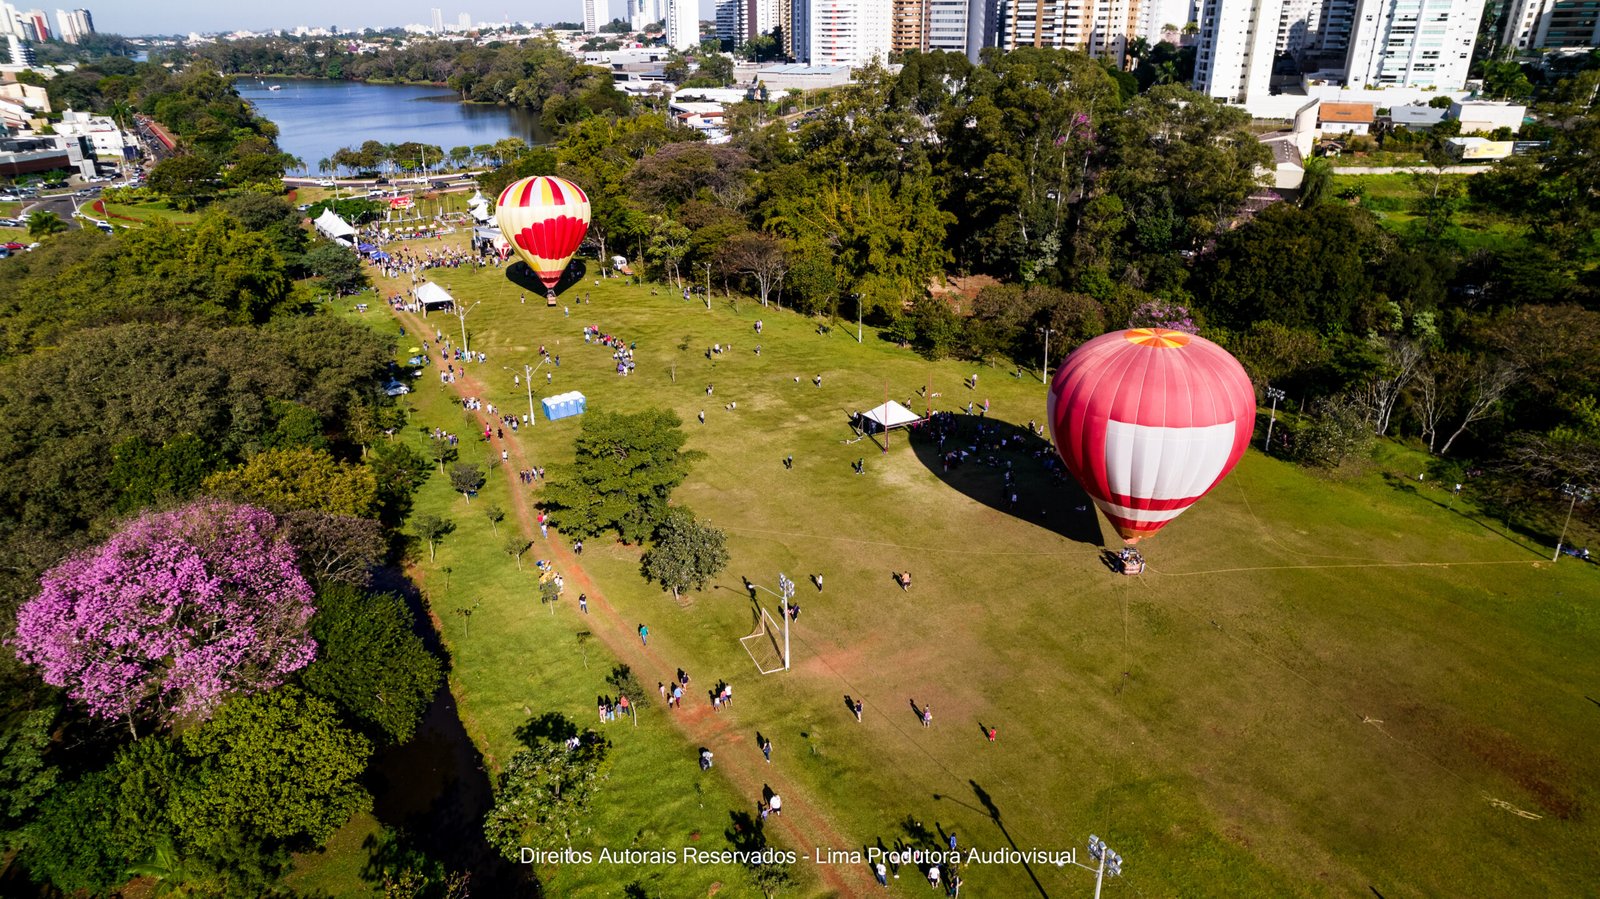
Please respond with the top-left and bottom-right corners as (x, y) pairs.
(926, 0), (973, 53)
(584, 0), (613, 33)
(458, 12), (472, 30)
(430, 7), (443, 32)
(805, 0), (893, 65)
(1342, 0), (1481, 90)
(666, 0), (700, 49)
(1192, 0), (1283, 101)
(53, 7), (91, 42)
(630, 0), (662, 31)
(1500, 0), (1600, 50)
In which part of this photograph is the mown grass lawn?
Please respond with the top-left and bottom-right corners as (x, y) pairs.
(100, 199), (197, 226)
(307, 247), (1599, 897)
(1331, 172), (1532, 251)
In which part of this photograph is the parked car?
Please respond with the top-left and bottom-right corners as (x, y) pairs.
(383, 381), (411, 397)
(3, 242), (23, 250)
(316, 179), (336, 187)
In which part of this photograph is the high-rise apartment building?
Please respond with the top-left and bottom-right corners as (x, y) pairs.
(53, 7), (90, 42)
(430, 7), (443, 32)
(925, 0), (973, 53)
(993, 0), (1144, 61)
(630, 0), (663, 31)
(665, 0), (700, 49)
(803, 0), (893, 65)
(1500, 0), (1600, 49)
(1342, 0), (1481, 90)
(1193, 0), (1481, 103)
(892, 0), (929, 51)
(458, 12), (472, 29)
(792, 0), (811, 57)
(584, 0), (613, 33)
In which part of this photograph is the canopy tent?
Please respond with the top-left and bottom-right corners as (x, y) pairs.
(467, 189), (491, 223)
(415, 282), (454, 313)
(313, 208), (355, 245)
(472, 225), (510, 257)
(860, 401), (922, 431)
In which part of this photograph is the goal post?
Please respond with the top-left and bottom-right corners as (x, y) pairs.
(739, 604), (788, 674)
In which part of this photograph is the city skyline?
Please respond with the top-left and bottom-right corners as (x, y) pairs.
(91, 0), (714, 36)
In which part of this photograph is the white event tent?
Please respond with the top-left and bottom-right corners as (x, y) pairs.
(313, 208), (355, 245)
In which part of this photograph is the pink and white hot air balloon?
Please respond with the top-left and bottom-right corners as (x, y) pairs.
(1047, 328), (1256, 544)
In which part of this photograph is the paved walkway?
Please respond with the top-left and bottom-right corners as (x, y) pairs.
(388, 298), (879, 897)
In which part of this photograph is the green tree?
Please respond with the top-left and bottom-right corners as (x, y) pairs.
(203, 446), (380, 517)
(305, 241), (371, 296)
(503, 534), (533, 569)
(0, 707), (58, 844)
(448, 461), (484, 502)
(147, 154), (222, 210)
(640, 508), (730, 602)
(108, 433), (224, 514)
(24, 769), (128, 894)
(302, 584), (442, 745)
(413, 513), (454, 561)
(173, 688), (371, 852)
(541, 410), (701, 543)
(428, 435), (459, 473)
(26, 211), (68, 240)
(483, 730), (612, 857)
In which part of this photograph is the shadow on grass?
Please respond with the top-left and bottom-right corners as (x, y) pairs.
(1379, 473), (1550, 559)
(904, 414), (1103, 547)
(928, 782), (1050, 899)
(506, 258), (588, 298)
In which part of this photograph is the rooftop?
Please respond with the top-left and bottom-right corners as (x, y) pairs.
(1320, 102), (1375, 124)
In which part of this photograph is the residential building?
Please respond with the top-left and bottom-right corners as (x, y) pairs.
(1192, 0), (1284, 102)
(1342, 0), (1481, 90)
(1388, 103), (1447, 129)
(991, 0), (1147, 63)
(5, 33), (33, 65)
(777, 0), (794, 54)
(630, 0), (663, 31)
(665, 0), (700, 49)
(1317, 99), (1372, 133)
(792, 0), (810, 57)
(716, 0), (743, 44)
(892, 0), (928, 52)
(926, 0), (973, 53)
(1086, 0), (1144, 60)
(458, 12), (472, 30)
(803, 0), (892, 65)
(430, 7), (443, 32)
(1500, 0), (1600, 49)
(1449, 99), (1525, 133)
(584, 0), (613, 33)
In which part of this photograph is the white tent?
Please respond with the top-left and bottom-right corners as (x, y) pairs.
(467, 190), (491, 223)
(416, 282), (454, 312)
(313, 208), (355, 245)
(860, 401), (922, 431)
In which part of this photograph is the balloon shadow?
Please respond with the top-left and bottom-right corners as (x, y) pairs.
(506, 259), (588, 297)
(906, 413), (1103, 547)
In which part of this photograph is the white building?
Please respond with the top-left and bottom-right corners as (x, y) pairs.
(1342, 0), (1481, 91)
(52, 7), (90, 43)
(804, 0), (892, 66)
(1449, 99), (1526, 134)
(665, 0), (700, 49)
(629, 0), (663, 31)
(1499, 0), (1600, 50)
(585, 0), (613, 33)
(430, 7), (443, 32)
(925, 0), (973, 54)
(991, 0), (1147, 63)
(1192, 0), (1283, 102)
(457, 12), (472, 30)
(54, 108), (129, 158)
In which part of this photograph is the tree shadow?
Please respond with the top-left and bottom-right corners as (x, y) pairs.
(905, 414), (1103, 547)
(506, 258), (588, 297)
(726, 809), (768, 853)
(514, 711), (578, 748)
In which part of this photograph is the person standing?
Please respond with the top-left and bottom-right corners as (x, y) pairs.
(578, 593), (588, 614)
(638, 623), (648, 646)
(761, 737), (772, 763)
(874, 862), (889, 887)
(854, 699), (864, 722)
(922, 705), (932, 728)
(948, 832), (957, 851)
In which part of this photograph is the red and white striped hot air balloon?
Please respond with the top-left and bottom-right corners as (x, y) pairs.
(494, 175), (591, 295)
(1047, 328), (1256, 544)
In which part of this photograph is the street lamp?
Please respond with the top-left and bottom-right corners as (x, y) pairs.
(522, 359), (550, 428)
(1087, 835), (1122, 899)
(1039, 327), (1057, 383)
(852, 293), (864, 343)
(1263, 386), (1286, 453)
(1553, 482), (1592, 563)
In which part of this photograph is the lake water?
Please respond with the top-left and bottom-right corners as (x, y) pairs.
(237, 77), (547, 172)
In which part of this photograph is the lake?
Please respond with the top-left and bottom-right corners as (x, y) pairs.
(237, 77), (547, 172)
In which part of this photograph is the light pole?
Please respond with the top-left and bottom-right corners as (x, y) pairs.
(752, 575), (794, 671)
(1553, 482), (1592, 562)
(451, 300), (480, 354)
(1087, 835), (1122, 899)
(1039, 327), (1056, 382)
(853, 293), (863, 343)
(1263, 386), (1286, 453)
(521, 359), (549, 427)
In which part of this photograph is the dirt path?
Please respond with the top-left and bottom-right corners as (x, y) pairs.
(389, 301), (877, 897)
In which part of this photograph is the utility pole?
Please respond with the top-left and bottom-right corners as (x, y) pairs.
(1263, 386), (1286, 453)
(452, 300), (480, 354)
(522, 360), (547, 427)
(1040, 327), (1056, 382)
(854, 293), (863, 343)
(1553, 483), (1592, 562)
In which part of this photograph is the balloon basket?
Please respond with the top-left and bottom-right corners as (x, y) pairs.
(1116, 547), (1145, 576)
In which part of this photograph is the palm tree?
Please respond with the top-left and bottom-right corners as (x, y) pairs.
(28, 211), (68, 240)
(318, 157), (332, 178)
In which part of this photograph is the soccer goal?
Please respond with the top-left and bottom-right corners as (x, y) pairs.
(740, 605), (789, 674)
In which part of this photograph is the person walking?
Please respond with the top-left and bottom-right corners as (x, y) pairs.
(814, 573), (823, 592)
(854, 699), (863, 722)
(761, 737), (772, 763)
(948, 832), (957, 851)
(638, 623), (648, 646)
(874, 862), (889, 887)
(921, 704), (932, 727)
(578, 593), (588, 614)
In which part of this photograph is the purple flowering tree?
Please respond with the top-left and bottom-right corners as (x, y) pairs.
(13, 500), (316, 737)
(1128, 300), (1200, 335)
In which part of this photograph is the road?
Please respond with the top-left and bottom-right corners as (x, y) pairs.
(21, 193), (84, 230)
(1329, 164), (1493, 175)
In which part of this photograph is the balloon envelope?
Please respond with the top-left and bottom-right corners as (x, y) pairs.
(1047, 328), (1256, 543)
(495, 175), (591, 291)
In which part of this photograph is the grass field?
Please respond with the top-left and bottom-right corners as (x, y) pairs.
(299, 245), (1600, 897)
(1332, 172), (1531, 251)
(100, 199), (197, 227)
